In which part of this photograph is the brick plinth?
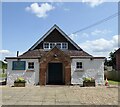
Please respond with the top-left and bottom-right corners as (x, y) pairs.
(65, 66), (71, 85)
(40, 66), (46, 85)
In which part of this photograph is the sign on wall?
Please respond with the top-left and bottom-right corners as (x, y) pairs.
(12, 61), (26, 70)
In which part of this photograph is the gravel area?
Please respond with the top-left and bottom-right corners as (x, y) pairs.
(0, 85), (119, 105)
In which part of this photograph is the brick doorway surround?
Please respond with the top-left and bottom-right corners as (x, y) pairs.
(39, 47), (71, 85)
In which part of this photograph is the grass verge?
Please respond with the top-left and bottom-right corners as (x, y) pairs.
(108, 80), (120, 85)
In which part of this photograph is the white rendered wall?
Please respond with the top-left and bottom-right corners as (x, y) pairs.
(71, 58), (104, 85)
(6, 59), (39, 86)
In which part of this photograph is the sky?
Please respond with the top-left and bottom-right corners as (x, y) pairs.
(1, 1), (119, 61)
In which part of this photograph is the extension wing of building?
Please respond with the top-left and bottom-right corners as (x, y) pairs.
(6, 25), (105, 86)
(114, 48), (120, 71)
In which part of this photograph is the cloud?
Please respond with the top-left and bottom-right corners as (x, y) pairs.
(0, 50), (18, 60)
(0, 50), (13, 60)
(69, 34), (78, 40)
(69, 29), (111, 41)
(0, 50), (10, 54)
(0, 50), (25, 61)
(81, 29), (111, 38)
(50, 2), (70, 12)
(79, 35), (118, 58)
(25, 3), (55, 18)
(91, 29), (111, 36)
(82, 0), (105, 7)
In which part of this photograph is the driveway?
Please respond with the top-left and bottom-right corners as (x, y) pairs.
(0, 85), (119, 105)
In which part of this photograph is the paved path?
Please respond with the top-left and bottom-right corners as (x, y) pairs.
(0, 85), (119, 105)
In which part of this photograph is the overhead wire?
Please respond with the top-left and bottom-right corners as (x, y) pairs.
(70, 11), (120, 35)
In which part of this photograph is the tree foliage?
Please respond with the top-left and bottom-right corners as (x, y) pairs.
(108, 51), (116, 67)
(0, 60), (7, 69)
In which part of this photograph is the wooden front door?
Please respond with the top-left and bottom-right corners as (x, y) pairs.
(48, 63), (64, 85)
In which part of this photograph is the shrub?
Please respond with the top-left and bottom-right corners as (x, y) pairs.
(0, 73), (7, 78)
(14, 77), (26, 83)
(83, 77), (95, 82)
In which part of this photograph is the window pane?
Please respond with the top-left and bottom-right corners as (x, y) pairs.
(44, 43), (49, 49)
(56, 43), (61, 49)
(62, 43), (67, 49)
(50, 43), (52, 48)
(76, 62), (82, 69)
(28, 62), (34, 69)
(50, 43), (55, 49)
(12, 61), (26, 70)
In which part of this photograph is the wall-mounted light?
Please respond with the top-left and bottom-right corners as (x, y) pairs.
(54, 54), (57, 57)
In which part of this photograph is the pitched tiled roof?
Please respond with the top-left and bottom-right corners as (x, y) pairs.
(17, 49), (92, 59)
(18, 49), (46, 58)
(64, 50), (92, 57)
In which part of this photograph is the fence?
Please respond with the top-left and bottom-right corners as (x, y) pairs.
(104, 70), (120, 81)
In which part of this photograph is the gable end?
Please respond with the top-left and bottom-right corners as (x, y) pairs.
(29, 25), (81, 51)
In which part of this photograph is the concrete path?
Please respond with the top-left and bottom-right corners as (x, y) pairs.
(1, 85), (119, 105)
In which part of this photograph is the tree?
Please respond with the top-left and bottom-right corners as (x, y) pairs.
(108, 51), (116, 68)
(0, 60), (7, 69)
(104, 58), (108, 66)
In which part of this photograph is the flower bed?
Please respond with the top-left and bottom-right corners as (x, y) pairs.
(14, 77), (26, 87)
(83, 77), (95, 87)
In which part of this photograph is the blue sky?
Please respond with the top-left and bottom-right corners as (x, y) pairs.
(1, 1), (118, 60)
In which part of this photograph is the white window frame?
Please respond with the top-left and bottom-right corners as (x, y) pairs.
(50, 43), (55, 49)
(76, 62), (83, 70)
(62, 42), (68, 49)
(28, 62), (34, 70)
(43, 42), (50, 50)
(43, 42), (68, 50)
(56, 43), (61, 49)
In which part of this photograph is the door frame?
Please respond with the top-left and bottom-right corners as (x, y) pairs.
(46, 62), (64, 85)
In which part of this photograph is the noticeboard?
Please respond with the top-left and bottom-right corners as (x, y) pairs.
(12, 61), (26, 70)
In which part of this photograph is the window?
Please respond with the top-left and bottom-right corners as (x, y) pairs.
(43, 42), (68, 50)
(50, 43), (55, 49)
(56, 43), (61, 49)
(76, 62), (83, 69)
(62, 43), (68, 49)
(12, 61), (26, 70)
(28, 62), (34, 69)
(44, 43), (49, 49)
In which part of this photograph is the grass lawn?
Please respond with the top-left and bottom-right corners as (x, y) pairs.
(108, 80), (120, 85)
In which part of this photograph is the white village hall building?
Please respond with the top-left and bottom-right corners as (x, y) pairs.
(6, 25), (105, 86)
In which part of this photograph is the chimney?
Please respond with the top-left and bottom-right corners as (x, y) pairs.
(17, 51), (19, 57)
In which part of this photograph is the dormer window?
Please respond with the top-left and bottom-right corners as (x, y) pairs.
(50, 43), (55, 49)
(43, 42), (68, 50)
(44, 42), (49, 49)
(56, 43), (61, 49)
(62, 43), (68, 49)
